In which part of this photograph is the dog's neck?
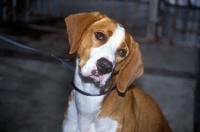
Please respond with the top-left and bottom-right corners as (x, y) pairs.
(72, 59), (106, 130)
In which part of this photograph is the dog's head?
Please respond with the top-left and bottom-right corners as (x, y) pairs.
(65, 12), (143, 93)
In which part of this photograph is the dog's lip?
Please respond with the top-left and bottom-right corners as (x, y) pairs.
(79, 70), (106, 86)
(89, 74), (100, 77)
(89, 75), (105, 85)
(89, 75), (100, 81)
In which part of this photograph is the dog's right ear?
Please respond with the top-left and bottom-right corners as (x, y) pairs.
(64, 12), (105, 54)
(116, 34), (144, 93)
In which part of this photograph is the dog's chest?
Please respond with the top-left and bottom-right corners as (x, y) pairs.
(74, 92), (119, 131)
(75, 92), (104, 114)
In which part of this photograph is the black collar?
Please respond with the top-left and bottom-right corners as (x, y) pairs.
(71, 80), (116, 96)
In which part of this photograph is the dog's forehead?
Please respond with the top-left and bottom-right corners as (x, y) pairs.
(85, 17), (126, 55)
(90, 17), (118, 32)
(97, 16), (116, 24)
(91, 17), (125, 46)
(90, 24), (125, 58)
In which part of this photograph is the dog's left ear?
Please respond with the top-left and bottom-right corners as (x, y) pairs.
(116, 34), (144, 93)
(64, 12), (105, 54)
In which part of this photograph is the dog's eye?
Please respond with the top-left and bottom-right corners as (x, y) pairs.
(118, 49), (127, 57)
(94, 32), (106, 41)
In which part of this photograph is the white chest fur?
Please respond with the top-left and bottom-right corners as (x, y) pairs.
(62, 62), (118, 132)
(75, 93), (104, 131)
(62, 92), (118, 132)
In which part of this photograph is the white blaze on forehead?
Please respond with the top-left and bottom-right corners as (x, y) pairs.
(106, 24), (125, 54)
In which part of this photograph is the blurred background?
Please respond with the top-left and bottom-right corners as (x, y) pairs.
(0, 0), (199, 132)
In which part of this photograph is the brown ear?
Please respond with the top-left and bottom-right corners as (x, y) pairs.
(116, 34), (144, 93)
(64, 12), (105, 54)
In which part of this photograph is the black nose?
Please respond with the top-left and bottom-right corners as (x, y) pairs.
(96, 58), (113, 75)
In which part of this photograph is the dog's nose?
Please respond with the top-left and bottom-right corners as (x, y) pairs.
(96, 58), (113, 75)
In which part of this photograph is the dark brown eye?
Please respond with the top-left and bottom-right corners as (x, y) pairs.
(118, 49), (127, 57)
(94, 32), (106, 41)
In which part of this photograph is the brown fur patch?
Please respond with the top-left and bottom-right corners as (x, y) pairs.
(98, 85), (172, 132)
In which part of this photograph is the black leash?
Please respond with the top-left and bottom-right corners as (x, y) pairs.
(0, 36), (116, 96)
(0, 36), (75, 72)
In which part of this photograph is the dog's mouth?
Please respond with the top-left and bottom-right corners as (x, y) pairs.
(89, 74), (106, 87)
(80, 70), (110, 87)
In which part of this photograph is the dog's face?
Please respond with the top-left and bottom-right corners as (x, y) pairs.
(78, 21), (127, 87)
(65, 12), (143, 93)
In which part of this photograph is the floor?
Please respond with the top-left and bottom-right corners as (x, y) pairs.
(0, 25), (199, 132)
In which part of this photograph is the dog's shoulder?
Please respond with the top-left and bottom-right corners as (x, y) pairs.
(128, 84), (164, 118)
(127, 84), (171, 132)
(128, 84), (157, 106)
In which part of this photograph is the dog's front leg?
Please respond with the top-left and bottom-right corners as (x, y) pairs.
(62, 91), (78, 132)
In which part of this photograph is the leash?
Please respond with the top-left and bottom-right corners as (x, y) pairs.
(0, 36), (116, 96)
(0, 36), (75, 72)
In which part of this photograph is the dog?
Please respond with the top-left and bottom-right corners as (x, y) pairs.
(62, 12), (171, 132)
